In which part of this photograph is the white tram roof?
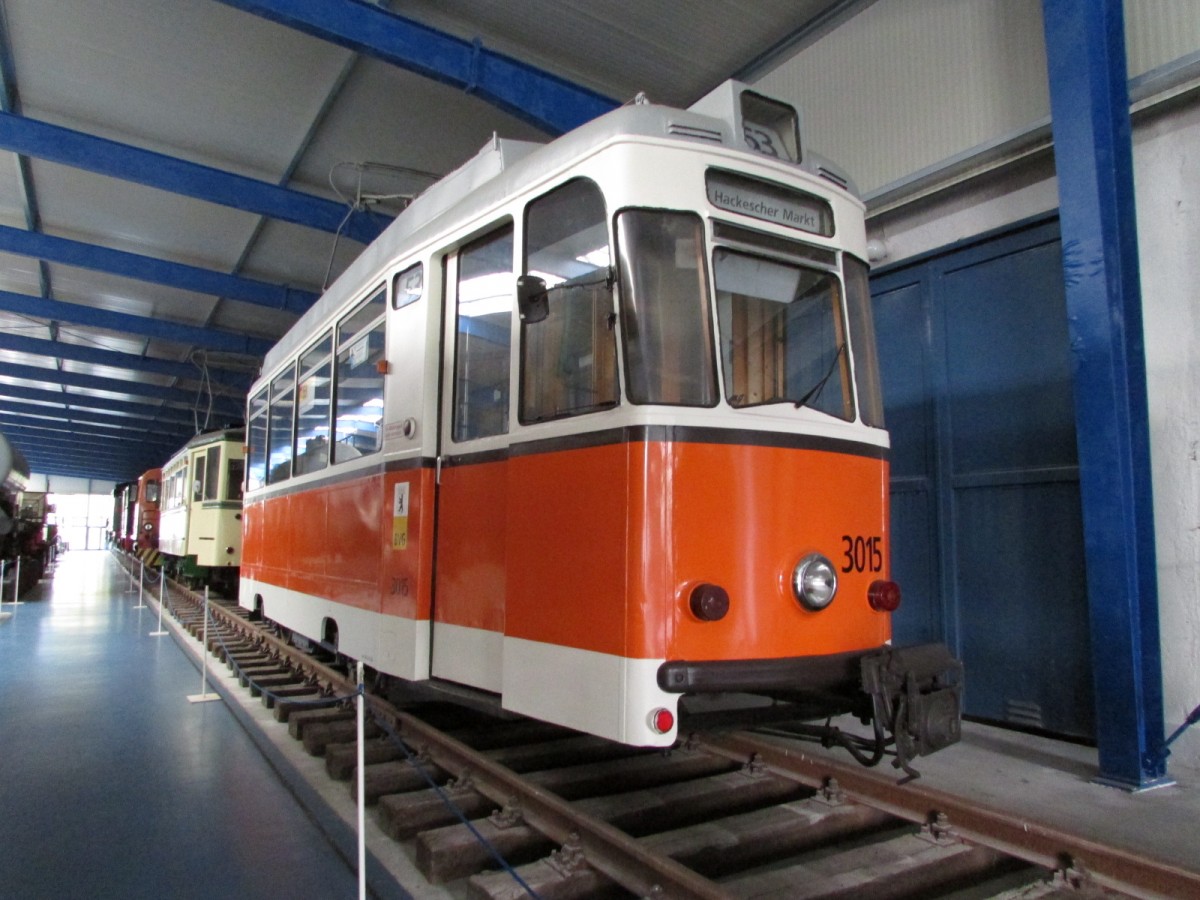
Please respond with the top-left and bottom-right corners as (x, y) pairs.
(260, 81), (854, 379)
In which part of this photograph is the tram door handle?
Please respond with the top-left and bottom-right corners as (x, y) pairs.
(436, 455), (443, 485)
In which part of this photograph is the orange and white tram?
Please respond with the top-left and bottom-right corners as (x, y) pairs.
(241, 81), (961, 758)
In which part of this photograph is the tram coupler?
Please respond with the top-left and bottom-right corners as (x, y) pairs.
(861, 643), (963, 778)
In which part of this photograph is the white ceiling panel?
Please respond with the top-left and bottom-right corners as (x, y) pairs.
(4, 0), (355, 177)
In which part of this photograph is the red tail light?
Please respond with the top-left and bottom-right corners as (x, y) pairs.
(868, 580), (902, 612)
(650, 708), (675, 734)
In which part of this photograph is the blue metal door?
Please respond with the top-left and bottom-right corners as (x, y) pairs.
(872, 218), (1095, 739)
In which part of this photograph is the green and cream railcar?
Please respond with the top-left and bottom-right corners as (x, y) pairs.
(159, 427), (245, 592)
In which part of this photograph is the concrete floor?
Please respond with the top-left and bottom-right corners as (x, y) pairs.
(0, 550), (362, 899)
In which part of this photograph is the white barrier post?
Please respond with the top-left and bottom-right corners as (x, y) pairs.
(187, 585), (219, 703)
(357, 660), (366, 900)
(0, 558), (10, 620)
(11, 556), (21, 607)
(126, 558), (135, 593)
(134, 559), (148, 609)
(149, 567), (168, 637)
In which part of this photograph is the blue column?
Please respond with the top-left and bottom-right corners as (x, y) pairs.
(1041, 0), (1169, 788)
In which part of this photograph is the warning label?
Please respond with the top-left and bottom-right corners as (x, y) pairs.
(392, 482), (410, 550)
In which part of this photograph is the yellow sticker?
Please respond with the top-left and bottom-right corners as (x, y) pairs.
(392, 482), (409, 550)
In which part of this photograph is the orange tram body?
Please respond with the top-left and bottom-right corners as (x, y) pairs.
(240, 81), (962, 763)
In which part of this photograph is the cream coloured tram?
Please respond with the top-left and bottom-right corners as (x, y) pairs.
(241, 81), (961, 760)
(159, 427), (244, 592)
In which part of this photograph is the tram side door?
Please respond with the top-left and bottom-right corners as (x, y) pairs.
(430, 222), (516, 694)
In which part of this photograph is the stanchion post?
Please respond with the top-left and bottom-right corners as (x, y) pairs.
(11, 556), (21, 608)
(0, 558), (9, 620)
(126, 558), (135, 593)
(187, 585), (219, 703)
(149, 567), (168, 637)
(357, 660), (366, 900)
(134, 559), (148, 609)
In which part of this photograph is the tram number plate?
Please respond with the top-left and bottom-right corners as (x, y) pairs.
(841, 535), (883, 573)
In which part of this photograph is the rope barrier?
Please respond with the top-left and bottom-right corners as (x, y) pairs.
(368, 713), (544, 899)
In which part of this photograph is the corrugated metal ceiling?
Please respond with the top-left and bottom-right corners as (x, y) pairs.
(0, 0), (850, 482)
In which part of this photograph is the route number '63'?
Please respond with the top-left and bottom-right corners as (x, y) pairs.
(841, 535), (883, 574)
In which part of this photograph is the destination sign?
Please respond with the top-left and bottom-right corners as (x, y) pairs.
(706, 170), (833, 237)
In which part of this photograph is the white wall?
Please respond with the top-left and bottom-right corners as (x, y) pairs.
(1135, 99), (1200, 769)
(755, 0), (1200, 768)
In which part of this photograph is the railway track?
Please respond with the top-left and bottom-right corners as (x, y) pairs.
(131, 561), (1198, 900)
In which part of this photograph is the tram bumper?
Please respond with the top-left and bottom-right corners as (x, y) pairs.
(861, 642), (963, 761)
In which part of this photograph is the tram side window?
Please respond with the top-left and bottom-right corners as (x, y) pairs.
(246, 387), (268, 492)
(203, 446), (221, 501)
(843, 256), (885, 428)
(268, 365), (297, 483)
(227, 458), (244, 501)
(520, 179), (618, 423)
(333, 288), (386, 463)
(453, 224), (513, 441)
(616, 211), (718, 406)
(192, 453), (206, 503)
(714, 248), (853, 421)
(294, 332), (333, 475)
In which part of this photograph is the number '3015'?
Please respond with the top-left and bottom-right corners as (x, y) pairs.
(841, 535), (883, 573)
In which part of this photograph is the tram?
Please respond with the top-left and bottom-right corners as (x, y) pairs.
(133, 468), (162, 553)
(2, 432), (52, 598)
(159, 428), (244, 593)
(240, 81), (961, 761)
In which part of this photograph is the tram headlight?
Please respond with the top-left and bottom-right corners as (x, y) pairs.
(792, 553), (837, 610)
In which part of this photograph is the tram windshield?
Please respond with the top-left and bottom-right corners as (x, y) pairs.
(616, 210), (718, 406)
(713, 248), (853, 421)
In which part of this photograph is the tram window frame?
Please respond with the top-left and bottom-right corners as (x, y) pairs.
(843, 254), (885, 428)
(519, 178), (619, 424)
(393, 262), (423, 310)
(293, 331), (334, 476)
(267, 363), (297, 484)
(712, 246), (853, 421)
(192, 452), (206, 503)
(332, 286), (386, 464)
(246, 385), (268, 492)
(615, 209), (719, 407)
(226, 457), (244, 502)
(452, 222), (514, 442)
(203, 446), (221, 501)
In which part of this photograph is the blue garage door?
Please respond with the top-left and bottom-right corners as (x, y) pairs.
(871, 217), (1094, 739)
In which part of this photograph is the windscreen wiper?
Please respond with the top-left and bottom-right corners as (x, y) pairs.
(794, 342), (845, 410)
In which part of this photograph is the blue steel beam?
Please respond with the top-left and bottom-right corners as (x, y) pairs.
(0, 332), (252, 387)
(0, 398), (195, 439)
(1042, 0), (1168, 788)
(215, 0), (618, 136)
(0, 442), (175, 484)
(0, 111), (389, 244)
(2, 440), (164, 481)
(4, 438), (167, 466)
(1, 429), (174, 458)
(0, 382), (198, 425)
(0, 289), (274, 357)
(0, 225), (319, 313)
(0, 361), (245, 415)
(0, 417), (180, 450)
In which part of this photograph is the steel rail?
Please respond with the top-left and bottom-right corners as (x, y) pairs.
(187, 586), (730, 900)
(693, 731), (1200, 900)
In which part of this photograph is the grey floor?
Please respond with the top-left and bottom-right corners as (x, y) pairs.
(0, 550), (361, 899)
